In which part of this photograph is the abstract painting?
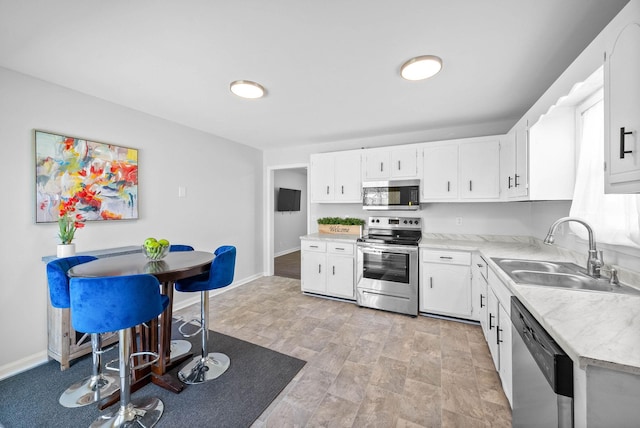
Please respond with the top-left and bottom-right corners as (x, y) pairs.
(35, 130), (138, 223)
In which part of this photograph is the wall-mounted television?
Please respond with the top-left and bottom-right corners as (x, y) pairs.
(277, 188), (301, 212)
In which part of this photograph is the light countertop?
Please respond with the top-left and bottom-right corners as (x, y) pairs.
(419, 235), (640, 375)
(301, 233), (360, 244)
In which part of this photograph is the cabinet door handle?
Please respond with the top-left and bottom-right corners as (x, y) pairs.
(326, 185), (330, 195)
(469, 180), (473, 191)
(477, 263), (484, 268)
(480, 294), (485, 308)
(620, 127), (633, 159)
(489, 313), (495, 329)
(310, 245), (319, 248)
(398, 160), (401, 170)
(447, 181), (450, 192)
(439, 256), (453, 260)
(515, 174), (520, 187)
(380, 162), (384, 172)
(332, 266), (335, 275)
(497, 326), (503, 344)
(318, 264), (322, 274)
(507, 176), (513, 189)
(429, 277), (433, 288)
(341, 185), (344, 194)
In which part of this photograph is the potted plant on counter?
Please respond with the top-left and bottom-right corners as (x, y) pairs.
(317, 217), (365, 236)
(57, 195), (85, 257)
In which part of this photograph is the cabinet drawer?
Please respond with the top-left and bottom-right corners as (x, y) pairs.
(421, 249), (471, 265)
(301, 240), (327, 252)
(328, 242), (354, 255)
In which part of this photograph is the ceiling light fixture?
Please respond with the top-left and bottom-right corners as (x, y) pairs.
(230, 80), (265, 99)
(400, 55), (443, 81)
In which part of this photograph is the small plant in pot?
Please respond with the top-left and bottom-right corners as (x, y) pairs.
(317, 217), (365, 235)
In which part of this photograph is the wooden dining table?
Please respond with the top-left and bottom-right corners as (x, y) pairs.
(67, 250), (214, 408)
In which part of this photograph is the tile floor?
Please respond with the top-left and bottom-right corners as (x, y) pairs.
(174, 275), (512, 428)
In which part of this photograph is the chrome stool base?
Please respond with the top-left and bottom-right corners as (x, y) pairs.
(170, 339), (192, 359)
(89, 397), (164, 428)
(178, 352), (230, 384)
(59, 373), (119, 408)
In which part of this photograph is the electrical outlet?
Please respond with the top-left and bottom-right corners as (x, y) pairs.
(455, 217), (463, 225)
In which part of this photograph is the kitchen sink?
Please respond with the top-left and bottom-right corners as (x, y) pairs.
(492, 257), (640, 296)
(493, 259), (578, 274)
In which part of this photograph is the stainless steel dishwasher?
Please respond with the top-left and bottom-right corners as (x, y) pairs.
(511, 296), (574, 427)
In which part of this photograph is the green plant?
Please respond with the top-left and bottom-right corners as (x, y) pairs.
(317, 217), (365, 226)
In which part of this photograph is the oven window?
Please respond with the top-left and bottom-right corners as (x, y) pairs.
(362, 251), (409, 284)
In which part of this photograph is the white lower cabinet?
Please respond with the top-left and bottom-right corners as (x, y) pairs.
(301, 239), (355, 300)
(471, 253), (489, 331)
(487, 267), (513, 407)
(419, 249), (472, 318)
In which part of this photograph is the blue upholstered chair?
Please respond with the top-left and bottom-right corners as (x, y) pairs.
(70, 274), (169, 428)
(167, 244), (195, 357)
(174, 245), (236, 384)
(46, 256), (119, 408)
(169, 244), (194, 252)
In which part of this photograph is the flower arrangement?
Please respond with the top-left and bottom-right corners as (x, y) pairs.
(58, 195), (85, 244)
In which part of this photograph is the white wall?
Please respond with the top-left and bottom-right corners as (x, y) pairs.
(0, 67), (264, 371)
(274, 169), (307, 255)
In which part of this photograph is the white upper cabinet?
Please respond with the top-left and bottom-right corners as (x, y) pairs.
(459, 139), (501, 199)
(391, 148), (419, 178)
(334, 153), (363, 202)
(362, 150), (389, 180)
(514, 126), (529, 198)
(500, 127), (529, 199)
(605, 22), (640, 193)
(309, 153), (335, 202)
(421, 136), (501, 202)
(363, 147), (419, 180)
(310, 151), (362, 203)
(422, 143), (458, 200)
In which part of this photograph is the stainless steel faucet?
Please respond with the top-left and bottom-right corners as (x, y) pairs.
(543, 217), (603, 278)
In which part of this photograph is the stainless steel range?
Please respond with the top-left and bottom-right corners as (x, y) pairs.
(356, 216), (421, 316)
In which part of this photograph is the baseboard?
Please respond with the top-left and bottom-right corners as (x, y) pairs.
(2, 274), (266, 381)
(274, 247), (301, 258)
(0, 350), (49, 381)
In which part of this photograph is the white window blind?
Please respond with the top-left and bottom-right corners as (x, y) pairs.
(569, 96), (640, 248)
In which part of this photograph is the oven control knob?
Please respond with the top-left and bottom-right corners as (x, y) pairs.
(415, 220), (419, 225)
(404, 220), (408, 224)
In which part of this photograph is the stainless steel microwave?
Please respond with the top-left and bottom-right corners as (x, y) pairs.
(362, 179), (420, 210)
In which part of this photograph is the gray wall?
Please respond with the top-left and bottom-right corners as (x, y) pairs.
(0, 67), (263, 372)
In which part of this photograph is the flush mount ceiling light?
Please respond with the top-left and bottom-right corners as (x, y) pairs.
(229, 80), (265, 99)
(400, 55), (443, 81)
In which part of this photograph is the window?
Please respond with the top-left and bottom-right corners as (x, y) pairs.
(569, 91), (640, 248)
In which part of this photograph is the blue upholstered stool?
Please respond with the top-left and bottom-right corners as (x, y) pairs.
(174, 245), (236, 384)
(70, 274), (169, 428)
(46, 256), (119, 408)
(167, 244), (194, 358)
(169, 244), (194, 252)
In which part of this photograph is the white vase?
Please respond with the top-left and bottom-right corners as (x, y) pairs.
(57, 243), (76, 258)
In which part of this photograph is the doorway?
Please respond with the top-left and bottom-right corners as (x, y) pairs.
(265, 164), (309, 277)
